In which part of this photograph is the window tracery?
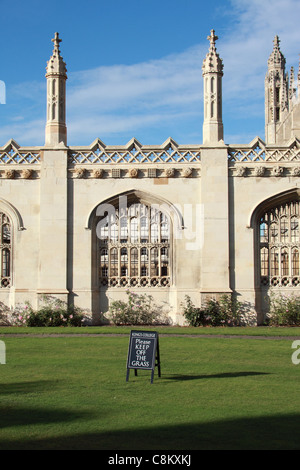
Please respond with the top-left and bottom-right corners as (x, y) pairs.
(98, 202), (170, 288)
(259, 200), (300, 287)
(0, 213), (11, 287)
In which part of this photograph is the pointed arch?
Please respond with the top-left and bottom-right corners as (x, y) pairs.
(248, 188), (300, 229)
(0, 198), (25, 232)
(0, 199), (23, 289)
(89, 189), (180, 289)
(252, 188), (300, 290)
(85, 189), (184, 232)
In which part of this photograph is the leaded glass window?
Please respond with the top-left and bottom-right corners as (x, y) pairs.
(259, 200), (300, 287)
(99, 202), (170, 287)
(0, 213), (11, 287)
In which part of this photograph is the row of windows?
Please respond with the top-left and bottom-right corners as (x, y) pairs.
(2, 199), (300, 290)
(98, 204), (170, 244)
(261, 247), (300, 276)
(100, 246), (169, 278)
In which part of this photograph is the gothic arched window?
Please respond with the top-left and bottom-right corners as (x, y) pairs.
(0, 213), (11, 287)
(98, 201), (170, 288)
(259, 200), (300, 287)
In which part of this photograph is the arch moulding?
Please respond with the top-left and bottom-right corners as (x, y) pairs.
(84, 189), (184, 232)
(248, 187), (300, 229)
(0, 198), (25, 231)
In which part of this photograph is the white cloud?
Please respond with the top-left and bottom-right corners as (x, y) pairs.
(65, 0), (300, 145)
(68, 45), (203, 113)
(66, 45), (205, 145)
(1, 0), (299, 146)
(0, 119), (44, 147)
(223, 1), (299, 102)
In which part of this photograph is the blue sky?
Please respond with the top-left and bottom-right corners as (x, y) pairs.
(0, 0), (299, 147)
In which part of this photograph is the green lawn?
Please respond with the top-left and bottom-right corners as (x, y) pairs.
(1, 325), (300, 336)
(0, 328), (300, 450)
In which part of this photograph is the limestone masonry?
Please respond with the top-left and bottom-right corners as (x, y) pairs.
(1, 31), (300, 324)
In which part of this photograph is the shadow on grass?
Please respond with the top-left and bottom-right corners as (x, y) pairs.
(0, 412), (299, 450)
(0, 404), (92, 429)
(165, 371), (270, 381)
(0, 381), (60, 395)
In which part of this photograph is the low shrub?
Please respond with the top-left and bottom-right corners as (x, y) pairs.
(181, 295), (257, 327)
(0, 301), (19, 326)
(266, 292), (300, 326)
(109, 290), (170, 326)
(179, 295), (205, 327)
(2, 296), (90, 327)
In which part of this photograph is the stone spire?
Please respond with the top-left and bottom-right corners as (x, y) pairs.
(202, 29), (224, 75)
(267, 35), (286, 71)
(202, 29), (224, 144)
(46, 32), (67, 77)
(265, 35), (289, 144)
(45, 32), (67, 146)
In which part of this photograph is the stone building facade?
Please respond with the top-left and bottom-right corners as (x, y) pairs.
(1, 31), (300, 324)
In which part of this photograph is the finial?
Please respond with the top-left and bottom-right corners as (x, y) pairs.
(273, 35), (280, 48)
(46, 32), (67, 78)
(207, 29), (218, 47)
(268, 34), (285, 70)
(52, 32), (62, 53)
(202, 29), (223, 76)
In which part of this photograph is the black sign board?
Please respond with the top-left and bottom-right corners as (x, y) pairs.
(126, 330), (161, 384)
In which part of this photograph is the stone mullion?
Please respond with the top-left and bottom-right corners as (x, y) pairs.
(128, 246), (132, 279)
(148, 246), (151, 279)
(108, 247), (111, 278)
(288, 206), (292, 280)
(118, 245), (121, 279)
(138, 245), (141, 280)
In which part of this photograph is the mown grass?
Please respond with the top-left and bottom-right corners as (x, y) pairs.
(1, 325), (300, 336)
(0, 331), (300, 450)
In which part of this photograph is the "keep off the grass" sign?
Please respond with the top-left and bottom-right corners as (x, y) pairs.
(126, 330), (161, 383)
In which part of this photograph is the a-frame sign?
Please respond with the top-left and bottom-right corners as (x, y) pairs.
(126, 330), (161, 384)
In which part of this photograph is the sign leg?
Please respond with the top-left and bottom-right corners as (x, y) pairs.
(156, 342), (161, 377)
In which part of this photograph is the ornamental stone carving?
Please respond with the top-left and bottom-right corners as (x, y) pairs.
(292, 167), (300, 176)
(75, 168), (85, 178)
(93, 169), (104, 178)
(129, 168), (138, 178)
(236, 166), (246, 177)
(254, 166), (266, 177)
(22, 169), (33, 179)
(165, 168), (175, 178)
(271, 166), (283, 177)
(4, 169), (15, 179)
(182, 167), (193, 178)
